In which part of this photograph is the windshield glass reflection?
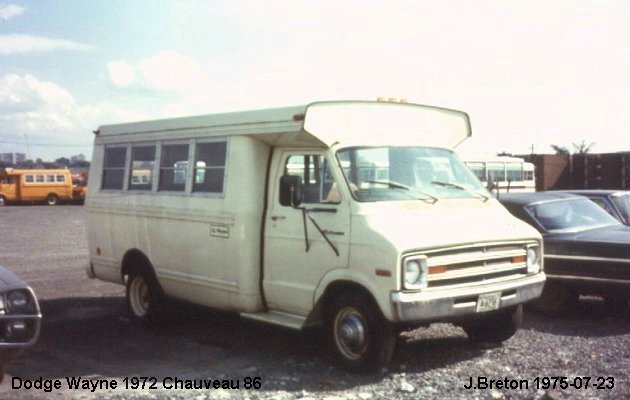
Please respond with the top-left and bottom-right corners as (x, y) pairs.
(336, 147), (488, 202)
(526, 198), (620, 232)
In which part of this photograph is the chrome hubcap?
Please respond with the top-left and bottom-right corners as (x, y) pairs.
(335, 308), (367, 360)
(129, 276), (149, 317)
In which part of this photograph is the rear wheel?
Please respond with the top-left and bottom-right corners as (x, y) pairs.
(126, 269), (165, 325)
(326, 291), (396, 371)
(463, 305), (522, 345)
(46, 194), (59, 206)
(0, 196), (5, 206)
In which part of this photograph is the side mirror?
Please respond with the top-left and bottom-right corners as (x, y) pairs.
(279, 175), (303, 207)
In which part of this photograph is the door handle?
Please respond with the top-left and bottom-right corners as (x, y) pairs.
(271, 215), (286, 221)
(322, 230), (345, 236)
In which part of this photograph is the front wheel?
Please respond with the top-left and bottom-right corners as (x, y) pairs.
(326, 292), (396, 371)
(0, 196), (6, 206)
(46, 194), (59, 206)
(126, 270), (165, 325)
(463, 305), (523, 345)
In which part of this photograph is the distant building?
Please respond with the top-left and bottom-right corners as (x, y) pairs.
(521, 152), (630, 191)
(0, 152), (26, 164)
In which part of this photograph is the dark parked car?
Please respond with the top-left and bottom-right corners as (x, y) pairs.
(0, 264), (41, 381)
(556, 190), (630, 226)
(499, 192), (630, 313)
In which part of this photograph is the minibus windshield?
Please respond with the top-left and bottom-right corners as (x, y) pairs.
(336, 146), (488, 202)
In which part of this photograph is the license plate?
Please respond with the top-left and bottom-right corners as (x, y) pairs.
(476, 292), (501, 312)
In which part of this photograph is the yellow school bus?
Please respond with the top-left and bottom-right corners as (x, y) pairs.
(0, 169), (74, 205)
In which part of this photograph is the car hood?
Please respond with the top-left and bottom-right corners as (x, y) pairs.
(552, 224), (630, 244)
(355, 198), (541, 253)
(0, 264), (28, 289)
(545, 224), (630, 258)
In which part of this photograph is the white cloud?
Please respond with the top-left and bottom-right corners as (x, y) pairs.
(0, 74), (146, 155)
(107, 51), (211, 93)
(107, 61), (135, 88)
(0, 34), (93, 55)
(0, 4), (25, 20)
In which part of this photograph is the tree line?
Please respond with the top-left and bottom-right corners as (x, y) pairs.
(0, 157), (90, 170)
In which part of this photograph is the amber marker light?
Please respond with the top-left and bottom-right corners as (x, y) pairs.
(512, 256), (526, 264)
(429, 265), (447, 274)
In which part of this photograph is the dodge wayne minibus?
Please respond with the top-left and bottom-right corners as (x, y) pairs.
(85, 100), (545, 370)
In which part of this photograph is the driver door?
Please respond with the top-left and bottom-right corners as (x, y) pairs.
(263, 151), (350, 315)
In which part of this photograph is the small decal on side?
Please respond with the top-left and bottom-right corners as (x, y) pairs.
(209, 224), (230, 238)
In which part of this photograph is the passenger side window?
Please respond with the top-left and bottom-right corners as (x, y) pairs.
(102, 146), (127, 190)
(159, 144), (190, 192)
(283, 154), (339, 204)
(487, 163), (506, 182)
(129, 145), (156, 191)
(193, 141), (227, 194)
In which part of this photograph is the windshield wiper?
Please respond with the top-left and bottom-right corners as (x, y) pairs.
(431, 181), (490, 202)
(364, 180), (438, 203)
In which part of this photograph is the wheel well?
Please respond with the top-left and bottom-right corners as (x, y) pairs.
(308, 281), (380, 326)
(121, 249), (155, 282)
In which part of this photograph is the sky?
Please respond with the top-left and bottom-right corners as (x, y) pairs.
(0, 0), (628, 161)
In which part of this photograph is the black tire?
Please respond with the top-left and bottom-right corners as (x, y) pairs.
(0, 196), (6, 206)
(46, 194), (59, 206)
(533, 281), (577, 315)
(326, 291), (396, 371)
(126, 269), (165, 325)
(463, 305), (523, 345)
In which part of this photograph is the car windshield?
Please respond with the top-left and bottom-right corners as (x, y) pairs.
(525, 198), (620, 232)
(611, 193), (630, 224)
(336, 146), (488, 202)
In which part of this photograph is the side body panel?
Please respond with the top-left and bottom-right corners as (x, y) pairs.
(87, 136), (269, 312)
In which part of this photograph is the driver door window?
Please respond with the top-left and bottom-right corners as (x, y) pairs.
(284, 154), (340, 204)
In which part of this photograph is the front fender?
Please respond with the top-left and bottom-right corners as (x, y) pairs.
(313, 267), (398, 322)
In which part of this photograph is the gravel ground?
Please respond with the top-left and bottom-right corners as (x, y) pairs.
(0, 206), (628, 400)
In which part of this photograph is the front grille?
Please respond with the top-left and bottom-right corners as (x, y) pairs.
(409, 241), (535, 289)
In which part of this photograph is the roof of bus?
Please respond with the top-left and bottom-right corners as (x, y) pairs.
(95, 100), (472, 149)
(3, 168), (70, 175)
(462, 156), (530, 163)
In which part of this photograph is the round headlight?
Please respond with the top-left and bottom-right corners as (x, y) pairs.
(404, 260), (421, 285)
(527, 247), (537, 265)
(7, 290), (30, 312)
(526, 247), (540, 273)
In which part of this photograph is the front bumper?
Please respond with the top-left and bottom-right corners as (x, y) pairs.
(391, 273), (545, 322)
